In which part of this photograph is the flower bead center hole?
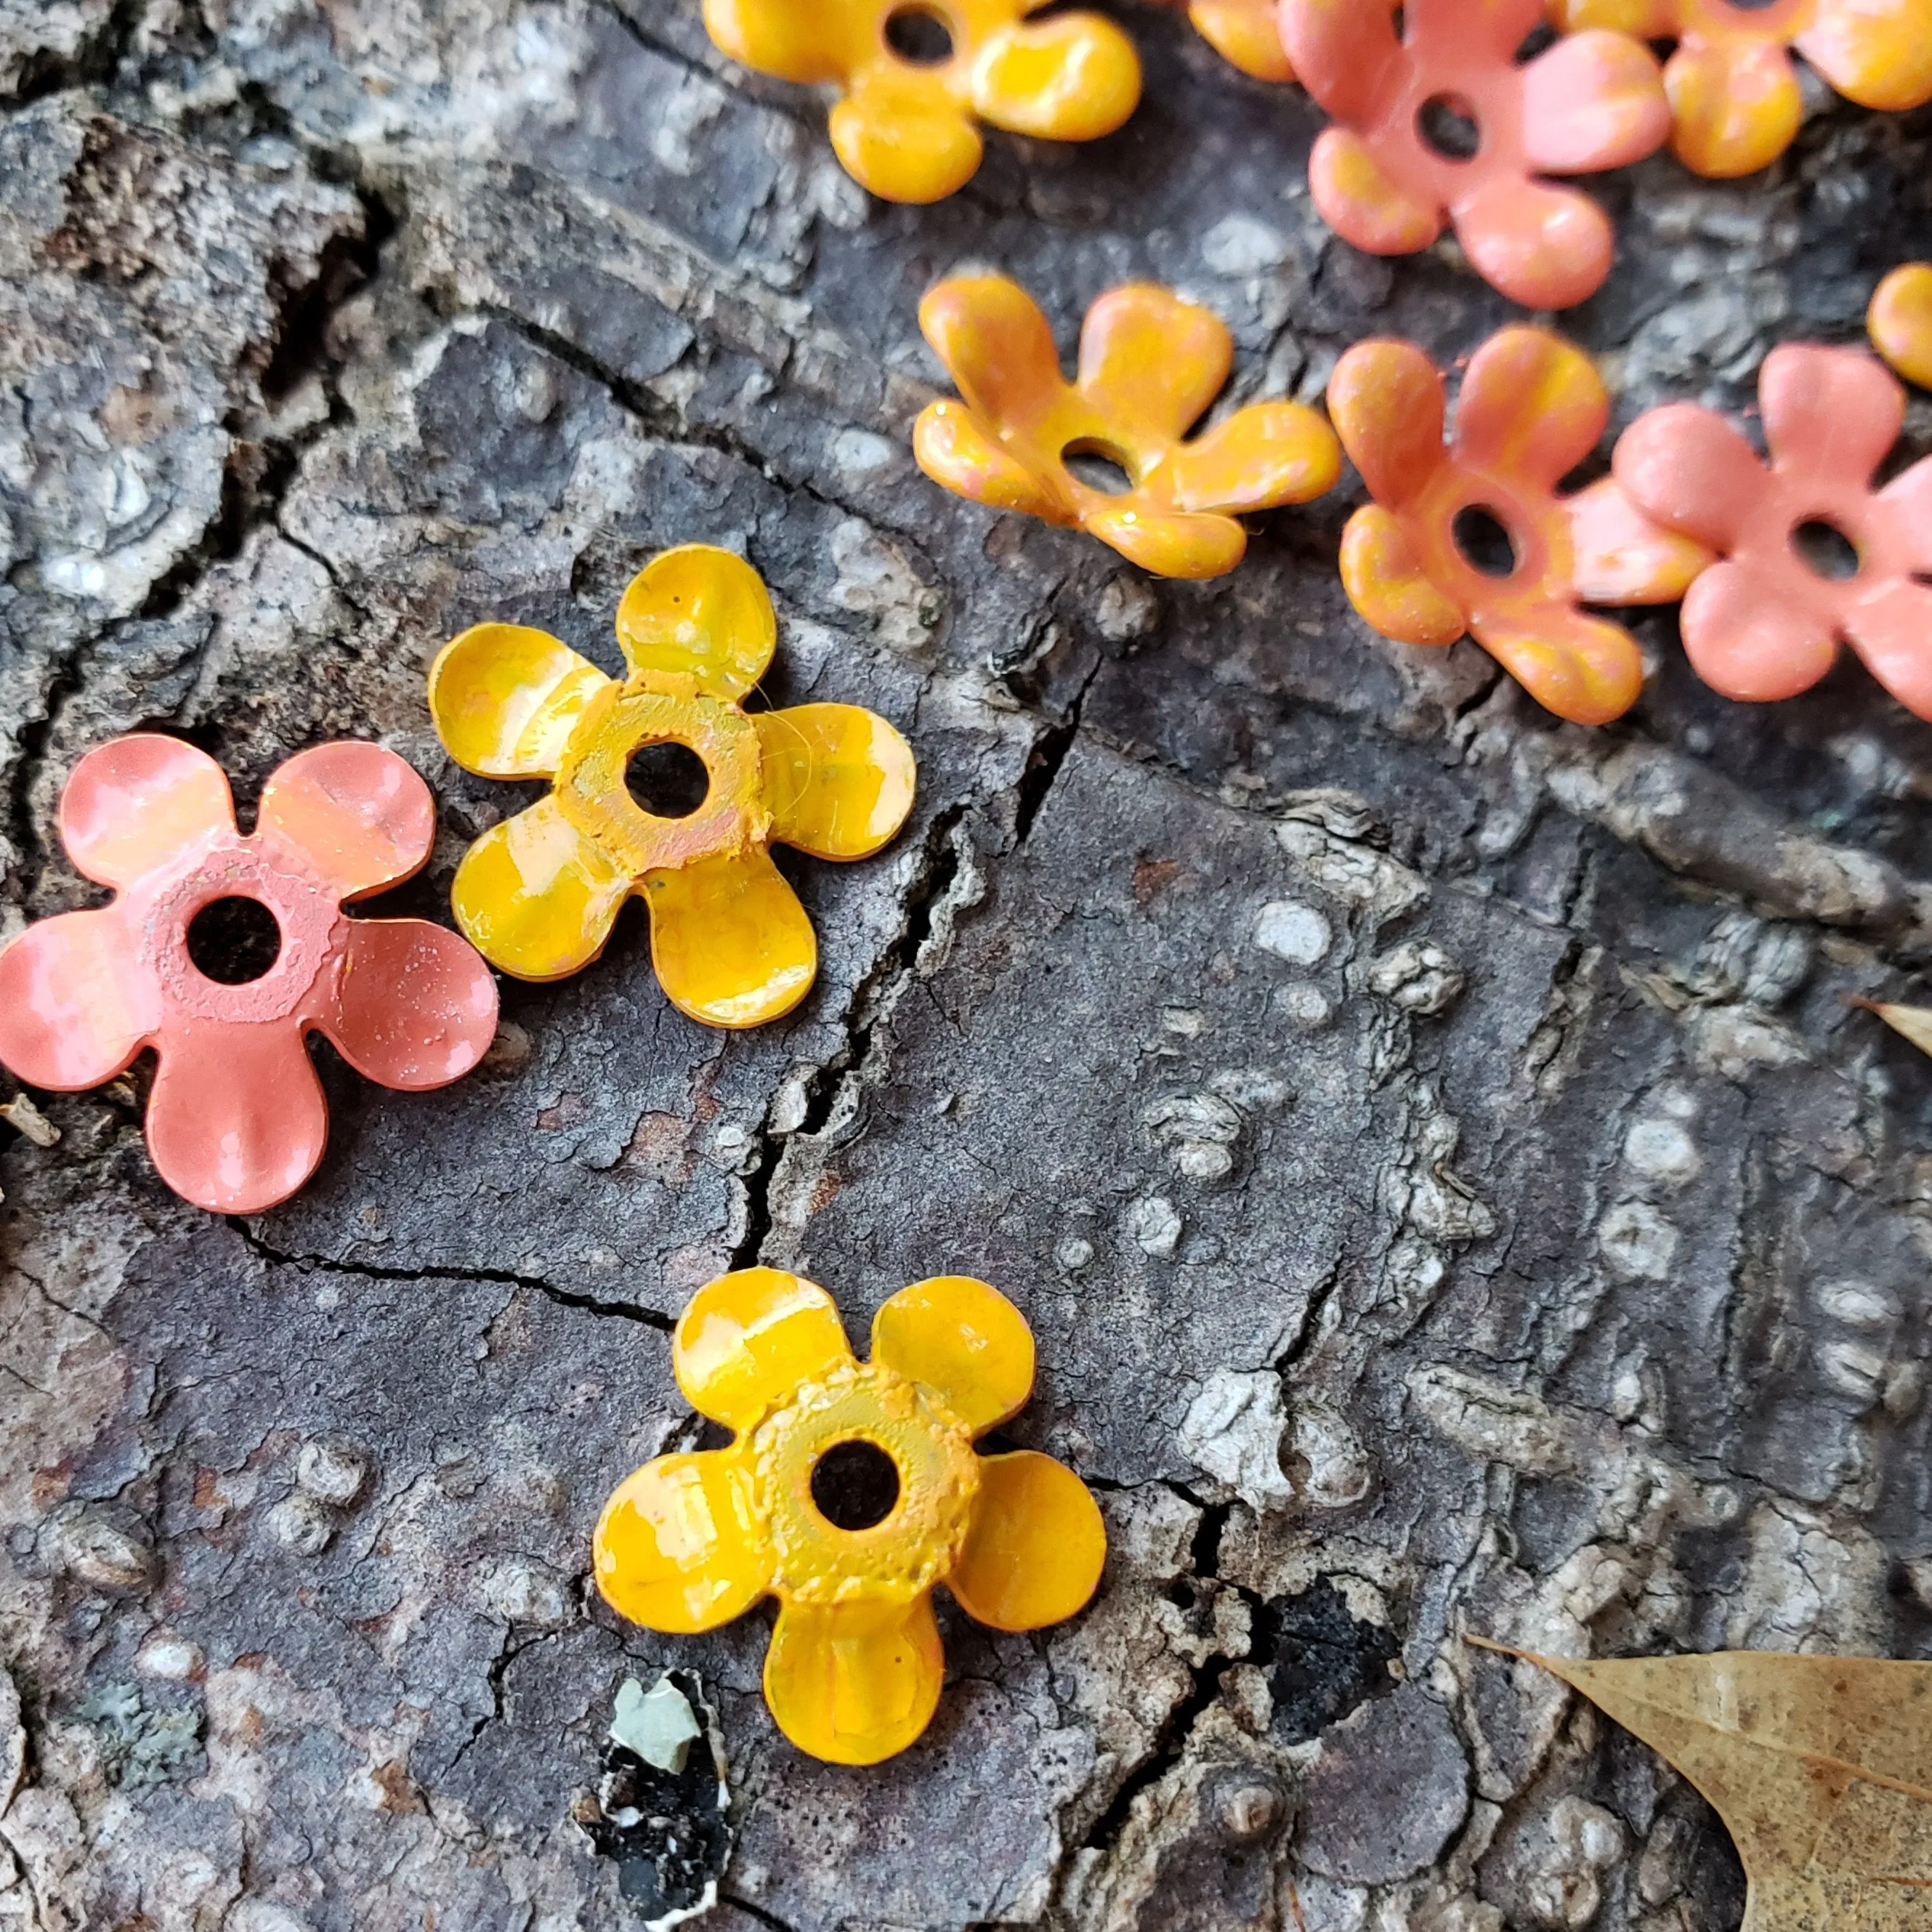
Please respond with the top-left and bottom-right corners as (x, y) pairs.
(810, 1439), (901, 1531)
(1417, 95), (1482, 162)
(1452, 504), (1519, 578)
(626, 741), (711, 820)
(1792, 519), (1860, 581)
(186, 895), (283, 984)
(884, 5), (954, 63)
(1062, 439), (1136, 496)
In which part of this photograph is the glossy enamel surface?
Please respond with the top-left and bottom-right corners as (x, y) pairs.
(1557, 0), (1932, 177)
(429, 546), (916, 1028)
(1281, 0), (1670, 308)
(1871, 263), (1932, 391)
(0, 735), (499, 1214)
(1613, 344), (1932, 718)
(1328, 328), (1710, 725)
(1185, 0), (1296, 81)
(593, 1269), (1106, 1764)
(701, 0), (1141, 203)
(914, 274), (1341, 578)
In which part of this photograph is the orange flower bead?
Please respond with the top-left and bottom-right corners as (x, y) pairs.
(595, 1269), (1107, 1765)
(702, 0), (1141, 203)
(1183, 0), (1296, 82)
(1871, 264), (1932, 392)
(1328, 328), (1710, 726)
(913, 275), (1342, 579)
(1556, 0), (1932, 179)
(0, 737), (498, 1214)
(431, 546), (916, 1028)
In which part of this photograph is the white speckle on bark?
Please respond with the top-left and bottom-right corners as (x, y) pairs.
(1178, 1369), (1293, 1510)
(1125, 1195), (1183, 1258)
(1253, 899), (1333, 966)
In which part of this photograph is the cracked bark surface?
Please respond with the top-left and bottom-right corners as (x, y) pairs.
(1, 3), (1931, 1927)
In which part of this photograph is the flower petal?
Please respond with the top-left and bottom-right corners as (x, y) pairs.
(1520, 30), (1670, 174)
(643, 845), (817, 1028)
(830, 70), (984, 204)
(258, 743), (435, 902)
(1845, 578), (1932, 722)
(320, 919), (498, 1089)
(1279, 0), (1404, 123)
(1455, 328), (1609, 493)
(1796, 0), (1932, 113)
(1453, 177), (1614, 312)
(1661, 37), (1803, 179)
(1757, 343), (1902, 488)
(700, 0), (840, 81)
(673, 1267), (854, 1430)
(450, 794), (631, 982)
(1307, 127), (1442, 258)
(1567, 477), (1713, 605)
(763, 1594), (945, 1765)
(754, 705), (916, 861)
(1870, 263), (1932, 392)
(1083, 504), (1248, 579)
(1327, 341), (1448, 509)
(969, 12), (1141, 142)
(1338, 505), (1467, 646)
(1160, 403), (1343, 515)
(913, 400), (1064, 520)
(1468, 605), (1646, 725)
(1612, 403), (1766, 551)
(145, 1024), (329, 1213)
(59, 735), (233, 889)
(919, 275), (1067, 440)
(1548, 0), (1676, 31)
(1678, 558), (1839, 703)
(1187, 0), (1296, 82)
(0, 908), (155, 1090)
(871, 1275), (1035, 1434)
(594, 1447), (772, 1632)
(615, 545), (777, 700)
(1077, 286), (1232, 445)
(429, 623), (608, 780)
(947, 1451), (1106, 1631)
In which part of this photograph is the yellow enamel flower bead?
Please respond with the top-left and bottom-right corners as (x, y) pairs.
(703, 0), (1142, 204)
(429, 546), (916, 1029)
(594, 1269), (1107, 1765)
(1871, 264), (1932, 392)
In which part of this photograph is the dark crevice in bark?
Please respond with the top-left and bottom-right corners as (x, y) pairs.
(1014, 658), (1099, 846)
(720, 1891), (801, 1932)
(3, 0), (145, 107)
(234, 1223), (674, 1331)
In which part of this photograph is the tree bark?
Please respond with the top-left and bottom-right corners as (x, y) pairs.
(2, 4), (1930, 1928)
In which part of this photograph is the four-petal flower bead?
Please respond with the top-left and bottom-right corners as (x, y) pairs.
(1280, 0), (1671, 310)
(595, 1268), (1106, 1764)
(0, 737), (498, 1213)
(1555, 0), (1932, 178)
(703, 0), (1140, 203)
(430, 546), (916, 1028)
(914, 275), (1342, 579)
(1328, 328), (1710, 725)
(1613, 344), (1932, 718)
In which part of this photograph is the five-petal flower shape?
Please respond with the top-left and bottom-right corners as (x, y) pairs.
(914, 275), (1343, 579)
(702, 0), (1141, 203)
(0, 736), (498, 1214)
(1555, 0), (1932, 178)
(1328, 328), (1711, 725)
(1613, 344), (1932, 718)
(1280, 0), (1671, 310)
(430, 546), (916, 1028)
(1871, 263), (1932, 392)
(595, 1268), (1107, 1765)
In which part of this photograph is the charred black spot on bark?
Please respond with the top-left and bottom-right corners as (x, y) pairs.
(1250, 1577), (1398, 1745)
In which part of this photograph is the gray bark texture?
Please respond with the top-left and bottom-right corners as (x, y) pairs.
(1, 3), (1930, 1927)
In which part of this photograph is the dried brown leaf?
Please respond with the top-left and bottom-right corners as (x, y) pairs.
(1849, 998), (1932, 1059)
(1470, 1640), (1932, 1928)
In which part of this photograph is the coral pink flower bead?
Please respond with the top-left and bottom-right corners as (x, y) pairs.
(1613, 346), (1932, 718)
(1280, 0), (1671, 310)
(0, 736), (499, 1214)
